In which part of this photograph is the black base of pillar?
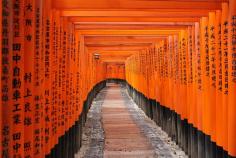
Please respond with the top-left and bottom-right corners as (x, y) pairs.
(125, 82), (235, 158)
(44, 80), (107, 158)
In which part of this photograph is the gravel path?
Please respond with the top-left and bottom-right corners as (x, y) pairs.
(76, 84), (187, 158)
(122, 87), (188, 158)
(75, 89), (106, 158)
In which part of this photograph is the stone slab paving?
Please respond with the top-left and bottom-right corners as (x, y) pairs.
(76, 83), (187, 158)
(102, 84), (157, 158)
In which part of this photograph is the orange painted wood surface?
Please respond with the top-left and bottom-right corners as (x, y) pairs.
(228, 0), (236, 156)
(1, 0), (236, 157)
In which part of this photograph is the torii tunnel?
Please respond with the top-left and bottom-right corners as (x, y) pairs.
(0, 0), (236, 158)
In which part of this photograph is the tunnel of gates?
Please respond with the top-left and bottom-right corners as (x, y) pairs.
(0, 0), (236, 158)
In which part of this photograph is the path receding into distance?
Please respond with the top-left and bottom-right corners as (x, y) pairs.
(76, 83), (187, 158)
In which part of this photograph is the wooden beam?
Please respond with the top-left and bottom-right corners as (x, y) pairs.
(102, 59), (127, 62)
(53, 0), (226, 10)
(74, 22), (195, 25)
(70, 17), (200, 23)
(86, 43), (153, 47)
(61, 10), (210, 17)
(101, 55), (130, 59)
(77, 29), (179, 36)
(85, 36), (164, 45)
(102, 60), (126, 63)
(88, 45), (150, 51)
(76, 24), (188, 30)
(90, 50), (138, 55)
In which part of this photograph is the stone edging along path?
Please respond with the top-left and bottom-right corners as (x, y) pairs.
(121, 87), (187, 158)
(75, 89), (106, 158)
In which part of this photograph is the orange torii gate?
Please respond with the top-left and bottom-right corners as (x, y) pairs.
(1, 0), (236, 158)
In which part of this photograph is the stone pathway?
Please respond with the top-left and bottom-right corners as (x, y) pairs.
(76, 83), (187, 158)
(102, 84), (156, 158)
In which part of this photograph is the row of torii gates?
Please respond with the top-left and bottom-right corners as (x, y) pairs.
(0, 0), (236, 158)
